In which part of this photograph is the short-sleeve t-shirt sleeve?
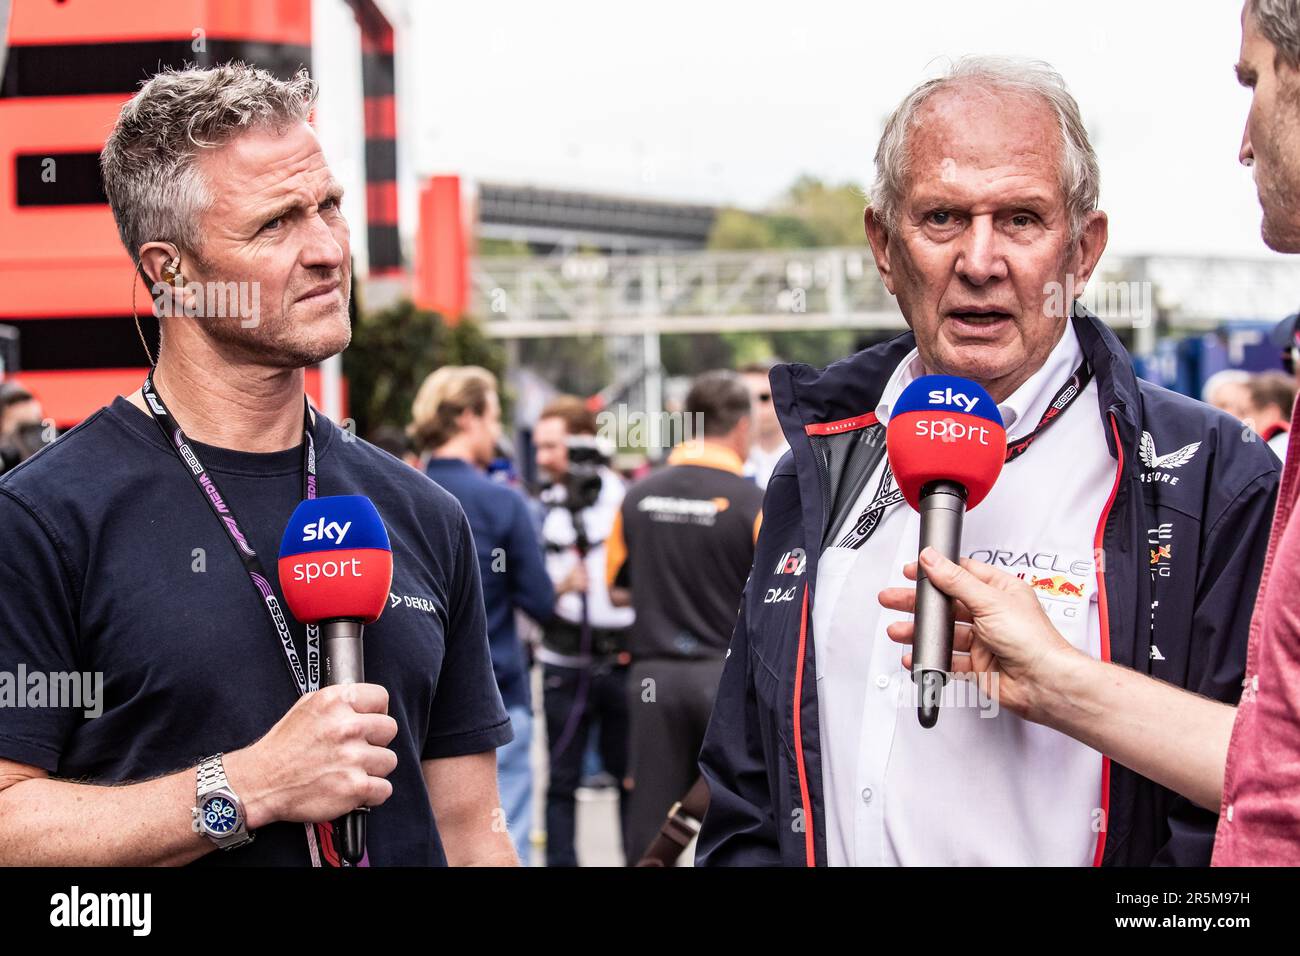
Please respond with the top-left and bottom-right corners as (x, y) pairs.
(0, 488), (83, 771)
(421, 506), (513, 760)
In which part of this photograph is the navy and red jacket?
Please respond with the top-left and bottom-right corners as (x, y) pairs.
(696, 309), (1280, 867)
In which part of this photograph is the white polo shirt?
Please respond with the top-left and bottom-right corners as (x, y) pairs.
(814, 326), (1111, 866)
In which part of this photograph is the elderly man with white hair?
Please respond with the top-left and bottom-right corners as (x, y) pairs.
(867, 2), (1300, 867)
(0, 64), (516, 866)
(697, 56), (1280, 867)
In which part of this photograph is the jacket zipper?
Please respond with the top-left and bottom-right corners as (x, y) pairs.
(1091, 410), (1124, 866)
(793, 412), (879, 866)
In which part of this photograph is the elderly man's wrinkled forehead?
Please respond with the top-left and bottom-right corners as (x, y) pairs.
(902, 82), (1066, 206)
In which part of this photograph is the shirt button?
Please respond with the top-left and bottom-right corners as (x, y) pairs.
(875, 674), (890, 689)
(1226, 804), (1234, 822)
(861, 787), (874, 804)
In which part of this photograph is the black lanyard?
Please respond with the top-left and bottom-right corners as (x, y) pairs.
(835, 358), (1093, 550)
(1002, 358), (1093, 463)
(140, 371), (332, 866)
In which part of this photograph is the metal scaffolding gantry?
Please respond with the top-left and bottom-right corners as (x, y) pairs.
(472, 247), (1300, 339)
(473, 246), (1300, 419)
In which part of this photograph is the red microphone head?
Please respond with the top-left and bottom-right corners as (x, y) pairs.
(277, 496), (393, 624)
(886, 374), (1006, 510)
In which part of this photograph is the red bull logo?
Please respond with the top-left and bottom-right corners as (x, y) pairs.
(1019, 573), (1086, 600)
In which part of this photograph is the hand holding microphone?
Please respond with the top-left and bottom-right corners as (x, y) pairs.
(278, 494), (394, 864)
(878, 548), (1079, 721)
(885, 375), (1005, 728)
(228, 683), (399, 831)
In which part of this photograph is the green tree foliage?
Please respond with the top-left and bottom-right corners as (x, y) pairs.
(706, 175), (867, 251)
(678, 175), (871, 372)
(706, 208), (780, 250)
(659, 332), (738, 379)
(477, 237), (534, 257)
(780, 175), (869, 247)
(517, 335), (612, 398)
(342, 299), (505, 438)
(729, 328), (861, 368)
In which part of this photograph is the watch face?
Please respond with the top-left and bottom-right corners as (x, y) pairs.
(202, 795), (241, 836)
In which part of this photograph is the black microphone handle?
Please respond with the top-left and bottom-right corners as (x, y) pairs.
(321, 619), (368, 865)
(911, 480), (967, 729)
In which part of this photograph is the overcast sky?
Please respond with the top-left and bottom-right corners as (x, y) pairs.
(396, 0), (1298, 262)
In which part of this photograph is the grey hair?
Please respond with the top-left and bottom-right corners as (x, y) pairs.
(1249, 0), (1300, 69)
(1200, 368), (1251, 404)
(100, 62), (318, 262)
(868, 56), (1100, 243)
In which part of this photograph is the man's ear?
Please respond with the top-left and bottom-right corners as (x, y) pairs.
(455, 406), (479, 438)
(138, 242), (181, 288)
(137, 242), (197, 317)
(1069, 210), (1109, 290)
(864, 207), (897, 296)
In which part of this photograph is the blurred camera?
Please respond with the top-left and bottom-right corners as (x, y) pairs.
(541, 435), (610, 514)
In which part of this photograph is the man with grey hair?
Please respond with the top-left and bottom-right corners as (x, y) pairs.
(870, 0), (1300, 867)
(0, 63), (517, 866)
(1201, 368), (1252, 418)
(698, 55), (1279, 866)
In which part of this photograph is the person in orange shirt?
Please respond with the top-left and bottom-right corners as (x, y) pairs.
(607, 370), (763, 863)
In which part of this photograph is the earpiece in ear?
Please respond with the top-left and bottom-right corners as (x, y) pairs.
(160, 256), (184, 286)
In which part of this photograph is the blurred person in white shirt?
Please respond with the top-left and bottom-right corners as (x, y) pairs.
(740, 359), (789, 490)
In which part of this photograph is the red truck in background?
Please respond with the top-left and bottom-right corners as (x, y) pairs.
(0, 0), (412, 429)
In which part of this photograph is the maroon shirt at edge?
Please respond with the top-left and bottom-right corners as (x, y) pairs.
(1214, 402), (1300, 865)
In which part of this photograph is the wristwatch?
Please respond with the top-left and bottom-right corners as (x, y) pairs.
(192, 753), (255, 850)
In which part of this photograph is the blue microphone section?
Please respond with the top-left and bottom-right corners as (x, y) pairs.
(278, 495), (392, 558)
(890, 374), (1004, 427)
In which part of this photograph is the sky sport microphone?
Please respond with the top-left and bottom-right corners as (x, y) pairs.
(886, 375), (1005, 729)
(278, 494), (393, 864)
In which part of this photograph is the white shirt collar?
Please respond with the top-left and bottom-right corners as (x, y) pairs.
(874, 324), (1084, 441)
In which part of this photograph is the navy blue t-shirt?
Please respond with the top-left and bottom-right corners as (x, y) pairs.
(423, 458), (553, 713)
(0, 396), (511, 866)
